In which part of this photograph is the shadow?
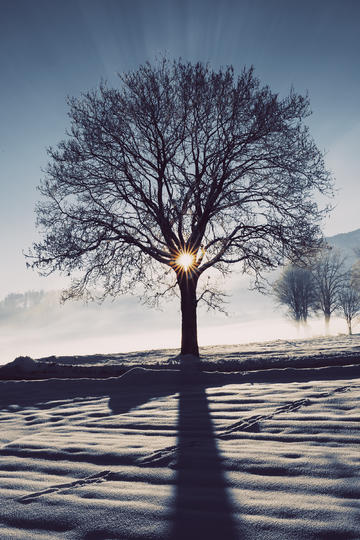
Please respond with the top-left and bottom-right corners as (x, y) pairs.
(170, 364), (241, 539)
(0, 368), (179, 413)
(108, 368), (180, 414)
(1, 363), (359, 413)
(0, 365), (243, 538)
(0, 377), (113, 411)
(4, 362), (358, 539)
(83, 531), (120, 540)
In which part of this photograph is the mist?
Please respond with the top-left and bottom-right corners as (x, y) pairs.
(0, 285), (351, 365)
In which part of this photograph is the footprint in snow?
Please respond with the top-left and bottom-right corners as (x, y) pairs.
(17, 470), (114, 504)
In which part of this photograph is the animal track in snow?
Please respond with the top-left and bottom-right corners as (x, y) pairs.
(218, 385), (353, 439)
(17, 470), (113, 504)
(218, 398), (311, 439)
(136, 445), (178, 467)
(14, 384), (356, 502)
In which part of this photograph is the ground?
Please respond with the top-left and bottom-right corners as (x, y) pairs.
(0, 338), (359, 539)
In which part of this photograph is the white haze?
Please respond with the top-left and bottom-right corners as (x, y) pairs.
(0, 284), (353, 365)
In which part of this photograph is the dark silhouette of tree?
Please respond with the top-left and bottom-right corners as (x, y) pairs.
(351, 248), (360, 290)
(27, 59), (332, 356)
(336, 277), (360, 335)
(310, 248), (347, 331)
(273, 266), (316, 324)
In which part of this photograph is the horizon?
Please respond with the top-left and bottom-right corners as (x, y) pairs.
(0, 283), (357, 365)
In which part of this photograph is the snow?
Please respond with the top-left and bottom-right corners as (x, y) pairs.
(5, 356), (42, 374)
(0, 337), (359, 539)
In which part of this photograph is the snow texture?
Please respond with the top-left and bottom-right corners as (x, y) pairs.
(0, 337), (359, 539)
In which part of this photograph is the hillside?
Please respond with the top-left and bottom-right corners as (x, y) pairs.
(327, 227), (360, 261)
(1, 334), (360, 380)
(0, 342), (359, 539)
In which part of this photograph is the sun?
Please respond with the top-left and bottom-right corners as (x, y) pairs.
(175, 250), (196, 272)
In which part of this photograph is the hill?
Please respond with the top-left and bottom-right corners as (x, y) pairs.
(327, 227), (360, 261)
(1, 334), (360, 380)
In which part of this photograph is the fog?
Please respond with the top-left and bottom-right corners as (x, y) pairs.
(0, 285), (351, 365)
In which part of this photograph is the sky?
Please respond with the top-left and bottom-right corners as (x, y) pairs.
(0, 0), (360, 359)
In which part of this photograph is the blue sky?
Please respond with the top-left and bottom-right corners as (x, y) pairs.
(0, 0), (359, 356)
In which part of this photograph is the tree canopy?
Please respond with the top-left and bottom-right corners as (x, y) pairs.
(28, 59), (333, 355)
(337, 277), (360, 335)
(273, 265), (315, 323)
(310, 249), (347, 327)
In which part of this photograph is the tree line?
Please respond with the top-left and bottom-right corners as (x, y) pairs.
(273, 248), (360, 334)
(0, 291), (45, 319)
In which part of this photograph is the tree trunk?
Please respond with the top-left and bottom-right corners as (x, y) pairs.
(347, 318), (352, 335)
(324, 313), (330, 334)
(178, 274), (199, 356)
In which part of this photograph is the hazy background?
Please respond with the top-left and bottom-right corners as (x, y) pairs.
(0, 279), (353, 364)
(1, 0), (359, 362)
(1, 227), (359, 364)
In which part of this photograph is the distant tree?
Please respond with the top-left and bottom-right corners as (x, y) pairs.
(310, 248), (347, 331)
(351, 247), (360, 290)
(27, 59), (332, 357)
(0, 291), (45, 319)
(273, 265), (316, 324)
(336, 277), (360, 335)
(0, 293), (23, 317)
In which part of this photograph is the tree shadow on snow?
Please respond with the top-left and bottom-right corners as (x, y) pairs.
(169, 363), (242, 540)
(109, 365), (242, 538)
(0, 369), (178, 413)
(0, 366), (244, 538)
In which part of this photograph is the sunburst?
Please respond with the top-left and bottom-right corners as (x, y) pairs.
(173, 248), (197, 274)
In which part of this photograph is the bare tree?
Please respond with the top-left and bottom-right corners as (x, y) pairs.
(351, 248), (360, 290)
(27, 59), (332, 357)
(273, 266), (316, 324)
(310, 248), (347, 331)
(337, 277), (360, 335)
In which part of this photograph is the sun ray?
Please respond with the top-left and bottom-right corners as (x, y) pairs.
(176, 252), (195, 271)
(172, 248), (197, 275)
